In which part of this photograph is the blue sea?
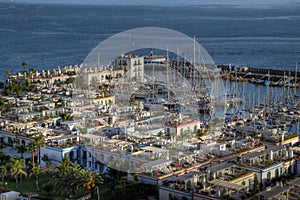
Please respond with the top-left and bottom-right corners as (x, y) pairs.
(0, 1), (300, 81)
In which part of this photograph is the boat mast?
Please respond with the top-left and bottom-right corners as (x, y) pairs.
(176, 46), (179, 85)
(184, 53), (187, 97)
(252, 91), (255, 113)
(295, 62), (298, 96)
(283, 71), (286, 104)
(257, 85), (260, 108)
(266, 70), (270, 106)
(193, 36), (196, 85)
(152, 62), (155, 103)
(97, 51), (100, 67)
(166, 48), (169, 102)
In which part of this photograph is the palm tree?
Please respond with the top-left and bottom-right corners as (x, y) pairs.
(30, 164), (43, 191)
(33, 136), (45, 165)
(60, 113), (73, 122)
(4, 84), (14, 96)
(0, 165), (7, 181)
(79, 169), (103, 193)
(6, 69), (11, 78)
(54, 176), (75, 197)
(57, 157), (74, 177)
(21, 62), (28, 77)
(7, 158), (27, 188)
(54, 163), (103, 197)
(29, 67), (36, 75)
(41, 154), (51, 167)
(26, 141), (37, 164)
(6, 69), (11, 77)
(15, 84), (23, 97)
(54, 164), (83, 197)
(157, 131), (164, 137)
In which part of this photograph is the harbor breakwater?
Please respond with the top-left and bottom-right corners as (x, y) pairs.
(217, 64), (299, 87)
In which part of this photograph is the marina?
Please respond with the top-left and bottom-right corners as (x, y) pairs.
(1, 52), (300, 199)
(0, 0), (300, 198)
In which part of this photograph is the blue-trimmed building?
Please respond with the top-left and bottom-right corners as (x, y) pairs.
(159, 185), (193, 200)
(240, 145), (295, 186)
(40, 145), (79, 167)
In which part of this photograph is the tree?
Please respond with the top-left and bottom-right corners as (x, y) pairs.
(6, 69), (11, 77)
(41, 181), (54, 196)
(56, 157), (74, 177)
(15, 84), (23, 97)
(29, 68), (36, 75)
(54, 164), (83, 196)
(3, 84), (14, 96)
(33, 136), (45, 165)
(21, 62), (28, 77)
(157, 131), (164, 137)
(54, 161), (103, 198)
(0, 166), (7, 181)
(60, 113), (73, 122)
(41, 154), (51, 167)
(253, 174), (260, 193)
(30, 164), (43, 191)
(79, 169), (103, 193)
(101, 178), (157, 200)
(6, 158), (27, 188)
(26, 141), (37, 164)
(65, 77), (75, 85)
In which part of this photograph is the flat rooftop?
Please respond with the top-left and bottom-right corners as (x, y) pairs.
(208, 162), (235, 173)
(256, 186), (290, 199)
(288, 177), (300, 187)
(209, 179), (246, 190)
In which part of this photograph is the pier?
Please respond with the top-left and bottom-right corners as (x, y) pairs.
(217, 64), (300, 87)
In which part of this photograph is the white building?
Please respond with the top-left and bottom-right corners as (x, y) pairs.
(76, 66), (124, 89)
(40, 145), (79, 167)
(116, 54), (144, 82)
(166, 120), (201, 137)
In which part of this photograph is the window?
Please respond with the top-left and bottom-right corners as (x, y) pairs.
(275, 169), (279, 177)
(267, 171), (271, 181)
(70, 151), (76, 161)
